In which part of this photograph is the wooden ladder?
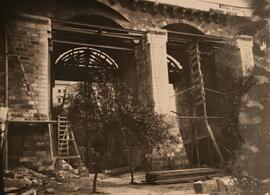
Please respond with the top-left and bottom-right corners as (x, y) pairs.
(57, 115), (80, 159)
(187, 40), (225, 166)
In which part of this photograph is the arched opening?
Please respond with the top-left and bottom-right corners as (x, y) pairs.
(164, 23), (224, 167)
(54, 47), (119, 81)
(163, 23), (204, 35)
(51, 13), (140, 169)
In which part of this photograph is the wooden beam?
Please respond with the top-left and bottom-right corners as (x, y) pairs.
(5, 23), (8, 107)
(183, 135), (208, 145)
(53, 25), (142, 40)
(7, 120), (58, 124)
(52, 18), (145, 35)
(53, 39), (134, 51)
(4, 123), (8, 171)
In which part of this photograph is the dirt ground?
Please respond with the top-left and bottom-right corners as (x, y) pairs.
(38, 172), (196, 195)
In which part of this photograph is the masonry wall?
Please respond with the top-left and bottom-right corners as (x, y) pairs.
(7, 15), (51, 120)
(6, 14), (53, 171)
(134, 36), (154, 108)
(8, 123), (52, 172)
(135, 31), (189, 170)
(0, 25), (5, 107)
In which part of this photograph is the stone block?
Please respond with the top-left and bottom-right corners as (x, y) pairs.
(24, 141), (36, 147)
(36, 141), (46, 146)
(23, 151), (36, 157)
(36, 151), (48, 157)
(19, 156), (38, 162)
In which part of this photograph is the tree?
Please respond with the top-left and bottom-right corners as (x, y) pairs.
(66, 70), (179, 191)
(116, 87), (177, 183)
(66, 70), (119, 193)
(226, 1), (270, 193)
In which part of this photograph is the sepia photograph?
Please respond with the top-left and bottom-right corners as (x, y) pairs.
(0, 0), (269, 194)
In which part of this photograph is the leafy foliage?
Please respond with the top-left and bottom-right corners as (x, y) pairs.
(252, 0), (270, 18)
(65, 70), (177, 175)
(222, 2), (270, 192)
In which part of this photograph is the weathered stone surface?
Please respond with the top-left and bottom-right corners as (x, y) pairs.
(7, 14), (51, 121)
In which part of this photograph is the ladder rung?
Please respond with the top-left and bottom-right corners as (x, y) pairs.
(58, 120), (68, 122)
(58, 142), (68, 145)
(58, 116), (68, 119)
(58, 125), (68, 128)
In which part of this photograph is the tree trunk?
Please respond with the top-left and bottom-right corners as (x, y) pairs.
(85, 143), (90, 170)
(0, 149), (4, 195)
(92, 171), (98, 193)
(129, 147), (134, 184)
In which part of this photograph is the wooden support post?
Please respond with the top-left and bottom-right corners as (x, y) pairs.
(195, 128), (200, 167)
(4, 122), (8, 170)
(207, 135), (213, 166)
(4, 23), (9, 171)
(190, 123), (195, 167)
(187, 39), (225, 166)
(5, 23), (8, 107)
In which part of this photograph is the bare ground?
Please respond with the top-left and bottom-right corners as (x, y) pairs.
(38, 172), (196, 195)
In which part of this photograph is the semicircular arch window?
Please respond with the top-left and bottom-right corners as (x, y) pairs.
(55, 47), (118, 71)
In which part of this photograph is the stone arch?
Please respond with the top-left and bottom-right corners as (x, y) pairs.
(162, 22), (204, 34)
(165, 19), (209, 34)
(67, 14), (125, 28)
(60, 1), (130, 28)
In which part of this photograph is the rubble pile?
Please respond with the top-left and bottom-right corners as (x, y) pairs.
(5, 167), (48, 187)
(54, 159), (89, 181)
(55, 170), (79, 181)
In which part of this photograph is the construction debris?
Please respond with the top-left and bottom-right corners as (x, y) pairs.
(55, 170), (80, 181)
(193, 176), (239, 194)
(78, 166), (89, 177)
(4, 167), (48, 187)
